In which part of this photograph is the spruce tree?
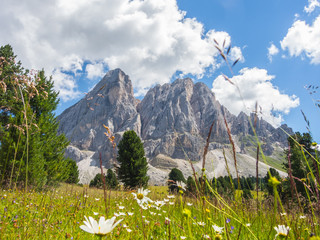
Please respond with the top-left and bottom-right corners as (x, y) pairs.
(117, 130), (148, 189)
(0, 44), (77, 188)
(282, 132), (313, 199)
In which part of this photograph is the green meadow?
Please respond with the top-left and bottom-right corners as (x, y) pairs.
(0, 183), (319, 239)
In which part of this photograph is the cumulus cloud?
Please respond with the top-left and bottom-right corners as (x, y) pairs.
(304, 0), (320, 13)
(267, 43), (279, 62)
(280, 15), (320, 64)
(52, 70), (82, 101)
(0, 0), (243, 101)
(212, 68), (300, 127)
(86, 63), (105, 80)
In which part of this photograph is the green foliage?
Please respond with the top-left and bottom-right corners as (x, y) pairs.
(106, 169), (119, 189)
(242, 188), (253, 199)
(186, 176), (197, 195)
(65, 158), (79, 184)
(168, 168), (185, 193)
(117, 130), (149, 189)
(264, 168), (282, 196)
(0, 44), (77, 189)
(89, 173), (104, 188)
(90, 170), (119, 189)
(282, 132), (315, 199)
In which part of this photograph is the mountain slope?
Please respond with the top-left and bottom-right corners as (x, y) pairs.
(58, 69), (291, 184)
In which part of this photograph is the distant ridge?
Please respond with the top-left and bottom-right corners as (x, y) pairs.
(58, 69), (291, 184)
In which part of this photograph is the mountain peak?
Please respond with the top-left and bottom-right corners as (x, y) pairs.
(58, 69), (292, 184)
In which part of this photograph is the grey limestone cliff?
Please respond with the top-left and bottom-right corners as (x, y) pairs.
(58, 69), (141, 169)
(58, 69), (291, 184)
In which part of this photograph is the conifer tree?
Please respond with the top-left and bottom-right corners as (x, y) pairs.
(117, 130), (149, 189)
(0, 44), (78, 188)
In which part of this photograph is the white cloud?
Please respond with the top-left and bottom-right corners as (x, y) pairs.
(280, 15), (320, 64)
(212, 67), (300, 127)
(0, 0), (243, 101)
(230, 46), (245, 63)
(86, 63), (105, 80)
(267, 43), (279, 62)
(304, 0), (320, 13)
(52, 70), (82, 102)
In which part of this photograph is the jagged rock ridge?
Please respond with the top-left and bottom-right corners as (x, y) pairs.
(58, 69), (292, 184)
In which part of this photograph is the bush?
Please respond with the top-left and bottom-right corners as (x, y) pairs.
(89, 169), (119, 189)
(168, 168), (185, 193)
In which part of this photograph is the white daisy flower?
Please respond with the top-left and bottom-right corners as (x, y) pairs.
(140, 205), (149, 210)
(212, 224), (224, 234)
(132, 188), (153, 206)
(274, 225), (290, 238)
(154, 200), (165, 208)
(176, 181), (186, 191)
(80, 216), (122, 236)
(311, 143), (320, 151)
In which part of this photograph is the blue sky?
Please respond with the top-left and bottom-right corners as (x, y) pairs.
(0, 0), (319, 141)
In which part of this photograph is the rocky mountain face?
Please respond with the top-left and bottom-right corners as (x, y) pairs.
(58, 69), (292, 184)
(58, 69), (141, 181)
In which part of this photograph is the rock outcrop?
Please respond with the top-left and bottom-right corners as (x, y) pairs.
(58, 69), (141, 169)
(58, 69), (291, 184)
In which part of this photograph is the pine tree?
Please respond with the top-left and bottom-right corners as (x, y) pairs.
(282, 132), (313, 199)
(0, 44), (77, 188)
(117, 130), (149, 189)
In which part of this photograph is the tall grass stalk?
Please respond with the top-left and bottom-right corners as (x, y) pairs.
(99, 152), (109, 217)
(223, 114), (240, 190)
(18, 85), (29, 193)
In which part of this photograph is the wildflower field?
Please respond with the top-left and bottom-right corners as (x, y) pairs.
(0, 183), (319, 240)
(1, 38), (320, 240)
